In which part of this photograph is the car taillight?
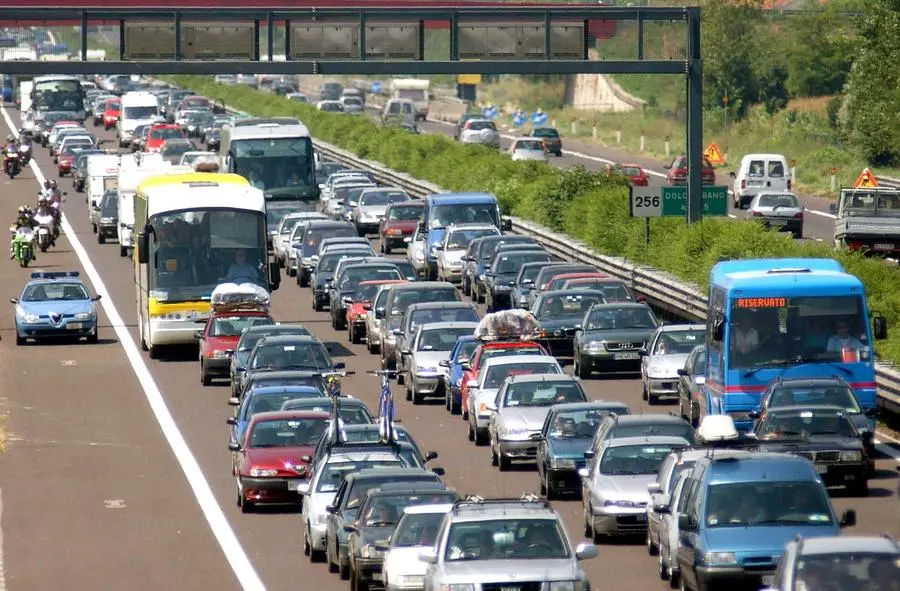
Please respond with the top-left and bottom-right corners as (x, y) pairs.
(751, 210), (761, 217)
(794, 212), (803, 219)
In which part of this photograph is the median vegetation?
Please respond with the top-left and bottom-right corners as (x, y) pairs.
(165, 75), (900, 364)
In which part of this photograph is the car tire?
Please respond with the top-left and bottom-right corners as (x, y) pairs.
(396, 371), (405, 386)
(497, 452), (510, 472)
(313, 297), (322, 312)
(658, 552), (668, 579)
(15, 331), (25, 346)
(92, 223), (97, 233)
(474, 427), (488, 446)
(87, 330), (99, 345)
(412, 389), (422, 405)
(98, 232), (105, 244)
(450, 395), (461, 415)
(575, 356), (591, 379)
(239, 496), (254, 513)
(647, 529), (658, 556)
(352, 567), (369, 591)
(119, 245), (128, 257)
(201, 362), (212, 386)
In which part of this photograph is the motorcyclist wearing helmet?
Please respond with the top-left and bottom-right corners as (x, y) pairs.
(9, 205), (37, 260)
(34, 196), (57, 246)
(3, 135), (18, 173)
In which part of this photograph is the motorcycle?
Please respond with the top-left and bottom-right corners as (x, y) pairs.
(49, 201), (62, 238)
(33, 211), (55, 252)
(11, 226), (35, 268)
(4, 146), (19, 179)
(18, 142), (31, 166)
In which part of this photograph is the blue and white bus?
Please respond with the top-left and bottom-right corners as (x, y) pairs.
(703, 258), (886, 430)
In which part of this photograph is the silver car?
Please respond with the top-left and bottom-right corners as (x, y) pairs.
(364, 285), (394, 354)
(395, 302), (481, 377)
(655, 469), (691, 587)
(340, 96), (365, 114)
(457, 118), (501, 149)
(436, 223), (500, 284)
(283, 216), (330, 276)
(404, 321), (479, 405)
(580, 436), (690, 540)
(487, 374), (588, 470)
(422, 495), (598, 591)
(466, 355), (563, 446)
(748, 191), (804, 239)
(298, 451), (407, 562)
(319, 171), (371, 204)
(406, 227), (428, 277)
(350, 187), (409, 235)
(509, 137), (548, 162)
(381, 503), (453, 591)
(645, 449), (706, 559)
(640, 324), (705, 405)
(327, 182), (375, 219)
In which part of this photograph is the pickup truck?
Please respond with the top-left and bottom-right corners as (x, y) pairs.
(830, 187), (900, 256)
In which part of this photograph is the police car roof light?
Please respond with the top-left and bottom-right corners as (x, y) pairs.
(31, 271), (80, 279)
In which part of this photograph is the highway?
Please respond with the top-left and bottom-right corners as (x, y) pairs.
(0, 102), (897, 590)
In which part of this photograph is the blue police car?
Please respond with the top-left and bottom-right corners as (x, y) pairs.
(11, 272), (101, 345)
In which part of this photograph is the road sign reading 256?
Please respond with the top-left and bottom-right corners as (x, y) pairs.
(629, 186), (662, 217)
(629, 185), (728, 218)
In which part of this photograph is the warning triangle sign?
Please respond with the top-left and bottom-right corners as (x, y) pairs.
(704, 143), (725, 166)
(853, 167), (878, 189)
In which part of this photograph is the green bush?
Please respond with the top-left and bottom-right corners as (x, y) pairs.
(165, 75), (900, 364)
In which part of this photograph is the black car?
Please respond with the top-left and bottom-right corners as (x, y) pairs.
(329, 262), (404, 330)
(229, 324), (313, 396)
(71, 149), (104, 193)
(311, 249), (378, 312)
(511, 261), (556, 310)
(573, 302), (659, 378)
(533, 289), (608, 360)
(752, 405), (872, 495)
(484, 249), (552, 312)
(296, 221), (360, 287)
(470, 235), (540, 302)
(93, 189), (119, 244)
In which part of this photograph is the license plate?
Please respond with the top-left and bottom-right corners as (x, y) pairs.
(500, 587), (521, 591)
(67, 323), (83, 330)
(614, 352), (640, 361)
(816, 464), (828, 474)
(768, 219), (787, 226)
(874, 243), (894, 250)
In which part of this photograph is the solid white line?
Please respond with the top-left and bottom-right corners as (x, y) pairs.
(0, 488), (7, 591)
(0, 106), (266, 591)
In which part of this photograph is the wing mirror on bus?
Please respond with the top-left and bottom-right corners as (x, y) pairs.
(501, 217), (513, 231)
(136, 232), (149, 264)
(828, 203), (837, 215)
(872, 313), (887, 340)
(269, 262), (281, 291)
(713, 316), (725, 342)
(839, 509), (856, 528)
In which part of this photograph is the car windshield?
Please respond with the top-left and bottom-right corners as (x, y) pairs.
(353, 283), (390, 302)
(237, 328), (310, 352)
(418, 327), (477, 352)
(767, 385), (861, 413)
(446, 519), (568, 561)
(515, 140), (544, 151)
(361, 493), (457, 527)
(409, 307), (479, 334)
(316, 461), (403, 493)
(319, 252), (368, 272)
(599, 444), (682, 475)
(303, 228), (358, 256)
(247, 391), (321, 416)
(359, 190), (406, 207)
(392, 512), (447, 547)
(339, 266), (402, 290)
(705, 481), (833, 527)
(758, 409), (858, 439)
(481, 346), (545, 364)
(163, 142), (192, 155)
(209, 315), (273, 337)
(466, 121), (496, 131)
(280, 400), (372, 424)
(537, 293), (606, 320)
(531, 128), (559, 138)
(620, 166), (642, 177)
(792, 554), (899, 590)
(247, 418), (328, 448)
(22, 282), (89, 301)
(565, 281), (632, 301)
(430, 204), (499, 229)
(150, 128), (182, 140)
(343, 427), (413, 446)
(387, 204), (422, 221)
(484, 363), (560, 389)
(549, 408), (626, 439)
(757, 193), (799, 208)
(279, 217), (304, 235)
(446, 228), (497, 250)
(495, 252), (550, 275)
(653, 330), (705, 355)
(453, 340), (478, 363)
(250, 342), (332, 370)
(586, 307), (658, 330)
(393, 289), (459, 315)
(502, 381), (586, 407)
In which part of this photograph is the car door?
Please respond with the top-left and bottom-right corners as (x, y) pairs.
(661, 471), (690, 569)
(327, 479), (350, 559)
(642, 328), (663, 387)
(536, 409), (555, 483)
(675, 477), (703, 591)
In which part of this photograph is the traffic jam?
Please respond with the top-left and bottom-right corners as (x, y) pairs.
(14, 73), (900, 591)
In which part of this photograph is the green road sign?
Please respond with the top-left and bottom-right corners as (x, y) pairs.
(661, 186), (728, 217)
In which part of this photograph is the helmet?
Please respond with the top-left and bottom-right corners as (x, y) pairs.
(49, 180), (57, 188)
(17, 206), (26, 215)
(43, 180), (51, 188)
(37, 195), (48, 204)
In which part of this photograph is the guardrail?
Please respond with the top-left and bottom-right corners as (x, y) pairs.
(877, 175), (900, 190)
(211, 93), (900, 417)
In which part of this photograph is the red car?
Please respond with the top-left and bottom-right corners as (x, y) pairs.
(230, 410), (330, 512)
(459, 340), (549, 419)
(609, 163), (649, 186)
(345, 279), (408, 344)
(544, 271), (609, 293)
(102, 98), (120, 131)
(197, 310), (274, 385)
(145, 123), (185, 152)
(379, 201), (424, 254)
(665, 154), (716, 185)
(56, 148), (79, 176)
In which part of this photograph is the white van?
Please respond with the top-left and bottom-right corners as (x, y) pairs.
(86, 154), (121, 216)
(115, 153), (178, 257)
(117, 91), (161, 148)
(731, 153), (791, 209)
(381, 98), (416, 125)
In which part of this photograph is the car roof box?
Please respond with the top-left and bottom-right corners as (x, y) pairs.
(696, 415), (738, 443)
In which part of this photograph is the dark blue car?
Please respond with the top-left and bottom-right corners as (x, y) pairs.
(441, 335), (478, 415)
(226, 385), (322, 446)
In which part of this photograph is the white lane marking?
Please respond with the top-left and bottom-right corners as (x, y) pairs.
(875, 430), (900, 463)
(0, 488), (7, 591)
(0, 106), (266, 591)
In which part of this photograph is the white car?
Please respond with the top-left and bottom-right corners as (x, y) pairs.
(380, 503), (453, 591)
(457, 118), (501, 149)
(406, 227), (428, 277)
(435, 223), (499, 284)
(640, 324), (705, 405)
(509, 137), (548, 162)
(466, 355), (563, 446)
(274, 212), (326, 266)
(298, 451), (407, 562)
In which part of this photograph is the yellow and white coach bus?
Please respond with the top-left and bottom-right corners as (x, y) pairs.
(134, 172), (281, 358)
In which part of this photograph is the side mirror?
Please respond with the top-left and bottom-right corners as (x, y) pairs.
(226, 417), (237, 425)
(137, 233), (149, 264)
(461, 361), (472, 370)
(296, 482), (310, 495)
(484, 402), (497, 411)
(418, 550), (437, 564)
(403, 237), (412, 244)
(728, 171), (736, 178)
(748, 409), (760, 419)
(431, 466), (446, 476)
(501, 217), (513, 231)
(333, 362), (345, 370)
(864, 407), (879, 418)
(400, 349), (412, 356)
(91, 295), (102, 302)
(227, 397), (240, 406)
(375, 308), (386, 319)
(638, 349), (648, 357)
(228, 442), (240, 452)
(677, 368), (688, 376)
(678, 514), (695, 531)
(840, 509), (856, 528)
(584, 449), (594, 460)
(424, 451), (438, 462)
(439, 360), (450, 367)
(392, 328), (404, 336)
(654, 504), (671, 514)
(342, 296), (353, 305)
(434, 244), (444, 251)
(326, 505), (336, 514)
(362, 303), (372, 311)
(828, 203), (837, 215)
(9, 298), (17, 304)
(224, 349), (234, 357)
(872, 314), (887, 340)
(529, 432), (543, 441)
(374, 540), (390, 552)
(574, 542), (598, 561)
(343, 524), (358, 533)
(744, 432), (758, 440)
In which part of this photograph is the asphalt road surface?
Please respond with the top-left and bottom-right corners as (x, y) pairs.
(0, 104), (896, 591)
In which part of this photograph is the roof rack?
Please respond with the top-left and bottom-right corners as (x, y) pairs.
(451, 493), (552, 513)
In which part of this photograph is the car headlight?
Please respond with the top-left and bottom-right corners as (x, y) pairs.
(21, 313), (40, 323)
(429, 246), (439, 257)
(550, 457), (576, 469)
(73, 312), (92, 320)
(441, 585), (474, 591)
(359, 544), (383, 559)
(212, 350), (231, 359)
(249, 467), (278, 477)
(585, 341), (606, 353)
(603, 499), (641, 508)
(840, 450), (862, 462)
(550, 583), (577, 591)
(703, 552), (737, 566)
(647, 365), (672, 378)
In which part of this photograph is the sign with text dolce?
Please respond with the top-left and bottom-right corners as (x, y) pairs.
(629, 186), (729, 218)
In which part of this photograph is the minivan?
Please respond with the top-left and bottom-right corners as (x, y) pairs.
(674, 452), (856, 591)
(731, 153), (791, 209)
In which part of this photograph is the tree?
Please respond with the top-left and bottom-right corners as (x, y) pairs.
(782, 2), (856, 97)
(841, 0), (900, 165)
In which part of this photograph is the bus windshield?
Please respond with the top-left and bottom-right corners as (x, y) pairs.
(34, 79), (84, 114)
(728, 295), (869, 369)
(148, 208), (267, 302)
(231, 137), (315, 201)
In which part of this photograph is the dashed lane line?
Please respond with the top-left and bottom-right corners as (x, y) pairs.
(0, 105), (266, 591)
